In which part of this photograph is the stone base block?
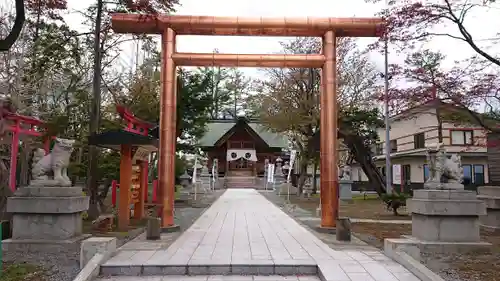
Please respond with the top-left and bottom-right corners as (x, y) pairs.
(30, 179), (72, 187)
(313, 226), (336, 234)
(80, 237), (117, 269)
(336, 217), (351, 242)
(275, 183), (298, 195)
(12, 212), (84, 240)
(161, 224), (180, 233)
(477, 185), (500, 230)
(384, 236), (491, 262)
(14, 186), (83, 197)
(409, 189), (486, 243)
(7, 194), (89, 214)
(2, 234), (90, 253)
(146, 217), (161, 240)
(339, 180), (353, 201)
(101, 260), (318, 276)
(480, 209), (500, 231)
(412, 213), (480, 242)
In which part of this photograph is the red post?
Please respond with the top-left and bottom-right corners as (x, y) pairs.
(152, 179), (158, 203)
(43, 138), (50, 154)
(9, 120), (20, 191)
(142, 161), (149, 202)
(111, 180), (118, 207)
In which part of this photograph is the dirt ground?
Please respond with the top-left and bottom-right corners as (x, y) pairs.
(289, 195), (410, 220)
(290, 195), (500, 281)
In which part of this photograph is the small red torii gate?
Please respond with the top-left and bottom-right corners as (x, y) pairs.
(5, 113), (52, 191)
(115, 105), (154, 229)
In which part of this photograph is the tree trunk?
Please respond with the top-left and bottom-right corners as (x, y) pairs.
(340, 131), (387, 196)
(0, 0), (25, 52)
(297, 158), (308, 196)
(18, 144), (30, 186)
(87, 0), (104, 220)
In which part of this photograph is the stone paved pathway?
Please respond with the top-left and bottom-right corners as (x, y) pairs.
(98, 189), (421, 281)
(298, 217), (412, 224)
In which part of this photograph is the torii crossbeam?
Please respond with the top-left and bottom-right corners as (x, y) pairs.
(111, 14), (384, 230)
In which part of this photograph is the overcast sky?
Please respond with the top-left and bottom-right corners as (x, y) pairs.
(60, 0), (500, 79)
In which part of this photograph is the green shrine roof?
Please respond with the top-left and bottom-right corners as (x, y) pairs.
(198, 119), (288, 148)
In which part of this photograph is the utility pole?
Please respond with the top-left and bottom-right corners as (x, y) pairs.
(383, 39), (392, 193)
(87, 0), (104, 218)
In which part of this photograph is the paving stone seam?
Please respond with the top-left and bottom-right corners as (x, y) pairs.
(100, 190), (422, 281)
(100, 263), (319, 276)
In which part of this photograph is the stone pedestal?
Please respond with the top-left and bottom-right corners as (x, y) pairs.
(275, 182), (297, 195)
(477, 186), (500, 232)
(339, 180), (353, 202)
(409, 189), (485, 242)
(385, 189), (491, 261)
(3, 186), (89, 251)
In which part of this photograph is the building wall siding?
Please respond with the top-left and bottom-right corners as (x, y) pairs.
(487, 133), (500, 185)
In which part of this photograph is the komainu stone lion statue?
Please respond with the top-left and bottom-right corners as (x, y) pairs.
(31, 138), (75, 187)
(425, 143), (463, 189)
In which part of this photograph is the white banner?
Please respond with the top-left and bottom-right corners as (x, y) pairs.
(267, 164), (275, 183)
(392, 164), (402, 185)
(287, 150), (297, 182)
(211, 163), (216, 183)
(226, 149), (258, 162)
(192, 156), (198, 184)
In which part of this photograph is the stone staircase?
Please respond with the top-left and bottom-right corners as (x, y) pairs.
(224, 176), (256, 188)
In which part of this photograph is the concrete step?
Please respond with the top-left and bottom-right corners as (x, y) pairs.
(96, 275), (320, 280)
(225, 177), (256, 189)
(100, 261), (318, 276)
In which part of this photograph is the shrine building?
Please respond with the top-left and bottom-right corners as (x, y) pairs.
(198, 117), (289, 186)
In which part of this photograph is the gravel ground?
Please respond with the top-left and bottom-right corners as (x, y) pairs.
(420, 253), (466, 281)
(3, 190), (224, 281)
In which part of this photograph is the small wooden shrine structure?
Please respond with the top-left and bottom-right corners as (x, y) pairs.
(88, 105), (158, 230)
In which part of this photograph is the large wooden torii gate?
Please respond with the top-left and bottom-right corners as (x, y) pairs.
(110, 14), (384, 230)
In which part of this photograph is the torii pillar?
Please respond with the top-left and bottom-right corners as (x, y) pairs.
(320, 31), (338, 229)
(158, 28), (178, 229)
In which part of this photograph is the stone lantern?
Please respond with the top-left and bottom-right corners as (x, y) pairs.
(179, 171), (191, 188)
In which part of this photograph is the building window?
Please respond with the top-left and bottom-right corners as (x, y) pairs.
(242, 141), (254, 149)
(462, 164), (472, 185)
(402, 164), (411, 185)
(414, 133), (425, 149)
(390, 140), (397, 153)
(374, 143), (383, 155)
(229, 141), (242, 149)
(451, 130), (473, 145)
(473, 164), (485, 185)
(423, 164), (429, 182)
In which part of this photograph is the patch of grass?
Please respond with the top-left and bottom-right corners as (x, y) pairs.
(0, 263), (45, 281)
(352, 193), (379, 200)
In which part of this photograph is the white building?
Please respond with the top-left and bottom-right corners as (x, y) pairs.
(352, 100), (490, 191)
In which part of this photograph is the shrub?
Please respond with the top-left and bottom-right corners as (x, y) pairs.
(381, 192), (411, 216)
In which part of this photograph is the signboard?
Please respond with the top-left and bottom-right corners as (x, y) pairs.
(130, 165), (141, 204)
(392, 164), (402, 185)
(133, 146), (152, 162)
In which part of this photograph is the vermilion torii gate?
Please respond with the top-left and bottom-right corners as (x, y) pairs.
(111, 14), (384, 229)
